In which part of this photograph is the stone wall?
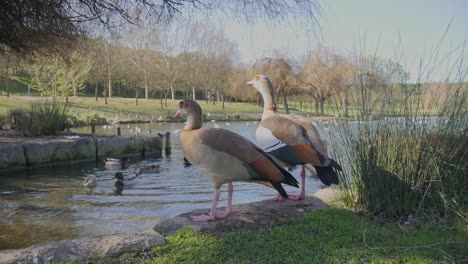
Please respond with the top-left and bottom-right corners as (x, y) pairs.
(0, 135), (163, 172)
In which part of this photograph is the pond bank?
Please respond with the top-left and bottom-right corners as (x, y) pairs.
(0, 133), (163, 172)
(0, 193), (331, 263)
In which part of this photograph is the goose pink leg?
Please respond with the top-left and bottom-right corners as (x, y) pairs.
(289, 166), (306, 201)
(215, 183), (233, 218)
(191, 188), (221, 222)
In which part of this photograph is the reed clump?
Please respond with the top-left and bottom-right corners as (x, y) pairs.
(330, 56), (467, 221)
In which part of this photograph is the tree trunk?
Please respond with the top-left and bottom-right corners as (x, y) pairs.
(73, 80), (76, 97)
(170, 82), (175, 100)
(103, 79), (108, 105)
(5, 64), (10, 98)
(108, 72), (112, 98)
(314, 97), (319, 115)
(282, 91), (289, 114)
(222, 94), (225, 109)
(160, 91), (163, 110)
(319, 98), (325, 115)
(135, 88), (139, 105)
(300, 101), (303, 111)
(144, 71), (149, 100)
(95, 79), (98, 101)
(164, 91), (168, 107)
(192, 86), (196, 101)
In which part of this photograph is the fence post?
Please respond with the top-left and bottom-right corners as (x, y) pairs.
(165, 132), (171, 155)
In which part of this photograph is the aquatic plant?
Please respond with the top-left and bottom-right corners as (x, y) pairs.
(329, 44), (467, 220)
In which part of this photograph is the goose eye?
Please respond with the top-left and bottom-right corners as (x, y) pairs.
(255, 75), (260, 81)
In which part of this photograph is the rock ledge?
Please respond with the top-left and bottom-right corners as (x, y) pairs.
(154, 196), (329, 236)
(0, 230), (165, 264)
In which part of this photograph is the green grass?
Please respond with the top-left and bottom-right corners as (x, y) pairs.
(114, 208), (467, 264)
(0, 95), (264, 120)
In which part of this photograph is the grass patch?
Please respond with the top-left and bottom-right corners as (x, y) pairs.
(0, 96), (264, 118)
(116, 209), (467, 264)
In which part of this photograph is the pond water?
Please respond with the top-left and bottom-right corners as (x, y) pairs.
(0, 121), (331, 250)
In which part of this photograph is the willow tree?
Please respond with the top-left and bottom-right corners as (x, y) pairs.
(0, 0), (320, 54)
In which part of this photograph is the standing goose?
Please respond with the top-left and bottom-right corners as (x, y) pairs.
(247, 74), (342, 201)
(173, 99), (298, 222)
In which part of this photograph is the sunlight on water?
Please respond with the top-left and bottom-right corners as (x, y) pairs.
(0, 121), (330, 249)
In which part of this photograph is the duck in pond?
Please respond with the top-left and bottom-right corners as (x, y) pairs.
(105, 157), (128, 169)
(135, 163), (162, 175)
(82, 175), (97, 189)
(113, 172), (139, 187)
(173, 99), (298, 222)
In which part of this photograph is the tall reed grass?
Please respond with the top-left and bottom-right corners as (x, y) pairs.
(7, 99), (70, 136)
(329, 41), (467, 220)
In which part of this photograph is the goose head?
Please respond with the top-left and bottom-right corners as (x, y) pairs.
(247, 74), (277, 112)
(173, 99), (203, 130)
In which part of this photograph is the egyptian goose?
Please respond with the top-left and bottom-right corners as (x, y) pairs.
(247, 74), (342, 201)
(173, 99), (298, 222)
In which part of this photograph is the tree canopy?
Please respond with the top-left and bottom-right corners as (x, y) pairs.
(0, 0), (320, 54)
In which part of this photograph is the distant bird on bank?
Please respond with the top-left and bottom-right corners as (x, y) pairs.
(82, 175), (97, 189)
(247, 74), (342, 201)
(173, 99), (298, 222)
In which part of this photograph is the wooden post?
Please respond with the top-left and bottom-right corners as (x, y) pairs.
(165, 132), (171, 155)
(117, 127), (121, 136)
(91, 124), (96, 134)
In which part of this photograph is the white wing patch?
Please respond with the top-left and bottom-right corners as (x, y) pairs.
(256, 125), (286, 151)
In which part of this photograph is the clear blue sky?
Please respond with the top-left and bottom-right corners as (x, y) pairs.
(210, 0), (468, 82)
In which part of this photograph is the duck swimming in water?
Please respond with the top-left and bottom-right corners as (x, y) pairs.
(105, 157), (128, 169)
(134, 163), (161, 175)
(82, 175), (97, 188)
(113, 172), (139, 187)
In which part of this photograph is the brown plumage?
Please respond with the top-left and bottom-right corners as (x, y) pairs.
(248, 74), (342, 200)
(174, 99), (298, 221)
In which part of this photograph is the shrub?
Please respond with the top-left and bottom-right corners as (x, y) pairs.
(0, 114), (6, 129)
(28, 99), (70, 136)
(85, 114), (108, 126)
(6, 107), (30, 132)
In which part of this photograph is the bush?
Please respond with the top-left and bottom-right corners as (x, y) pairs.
(28, 100), (70, 136)
(85, 114), (108, 126)
(0, 114), (6, 129)
(6, 100), (71, 136)
(6, 107), (30, 132)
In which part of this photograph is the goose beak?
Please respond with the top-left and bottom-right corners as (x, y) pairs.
(247, 79), (254, 85)
(172, 112), (181, 119)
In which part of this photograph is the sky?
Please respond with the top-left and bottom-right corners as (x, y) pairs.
(210, 0), (468, 82)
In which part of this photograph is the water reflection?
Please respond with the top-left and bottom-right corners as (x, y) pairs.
(0, 121), (329, 249)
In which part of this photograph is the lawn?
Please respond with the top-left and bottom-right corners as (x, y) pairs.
(113, 208), (467, 264)
(0, 95), (264, 120)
